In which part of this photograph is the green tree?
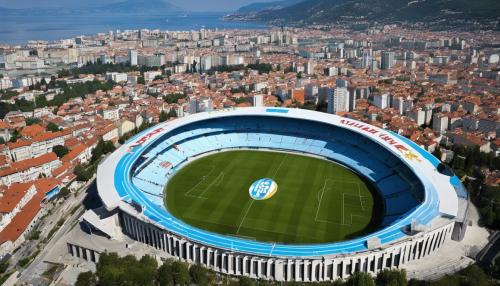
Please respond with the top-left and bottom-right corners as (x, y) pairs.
(346, 272), (375, 286)
(458, 264), (490, 286)
(25, 117), (41, 126)
(189, 264), (209, 286)
(75, 271), (96, 286)
(159, 110), (168, 122)
(138, 255), (158, 285)
(157, 259), (174, 286)
(171, 260), (190, 285)
(0, 260), (9, 274)
(376, 269), (407, 286)
(74, 164), (91, 181)
(58, 187), (71, 199)
(46, 122), (60, 132)
(52, 145), (69, 158)
(9, 129), (20, 142)
(163, 93), (186, 104)
(239, 276), (255, 286)
(91, 139), (116, 162)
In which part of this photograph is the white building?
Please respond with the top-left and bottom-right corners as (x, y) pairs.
(0, 184), (37, 232)
(409, 108), (426, 126)
(105, 72), (128, 83)
(381, 51), (395, 70)
(433, 114), (449, 133)
(0, 152), (61, 186)
(253, 95), (264, 107)
(128, 49), (138, 66)
(304, 60), (316, 75)
(99, 108), (120, 121)
(373, 93), (389, 109)
(328, 87), (350, 114)
(144, 71), (162, 82)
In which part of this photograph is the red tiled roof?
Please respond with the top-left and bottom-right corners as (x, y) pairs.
(0, 182), (33, 213)
(31, 131), (63, 143)
(61, 144), (87, 164)
(0, 120), (9, 129)
(52, 162), (72, 178)
(7, 140), (31, 150)
(0, 190), (43, 245)
(0, 152), (58, 177)
(20, 124), (45, 138)
(33, 178), (59, 194)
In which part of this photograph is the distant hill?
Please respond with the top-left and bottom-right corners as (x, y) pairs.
(236, 0), (304, 14)
(97, 0), (183, 14)
(229, 0), (500, 27)
(0, 0), (184, 15)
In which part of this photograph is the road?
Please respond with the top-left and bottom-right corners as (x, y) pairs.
(14, 178), (97, 286)
(477, 231), (500, 266)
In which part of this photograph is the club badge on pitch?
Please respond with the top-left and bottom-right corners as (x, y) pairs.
(249, 178), (278, 200)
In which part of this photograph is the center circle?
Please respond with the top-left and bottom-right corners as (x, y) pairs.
(249, 178), (278, 200)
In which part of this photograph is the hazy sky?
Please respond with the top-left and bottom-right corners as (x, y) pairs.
(0, 0), (276, 11)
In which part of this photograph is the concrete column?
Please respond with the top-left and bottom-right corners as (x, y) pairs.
(313, 260), (320, 282)
(341, 260), (347, 279)
(243, 256), (248, 275)
(167, 234), (173, 255)
(228, 254), (233, 274)
(286, 260), (291, 281)
(214, 250), (219, 270)
(266, 259), (272, 279)
(235, 255), (240, 274)
(398, 248), (404, 266)
(200, 247), (206, 265)
(276, 260), (284, 281)
(249, 258), (254, 277)
(429, 233), (437, 255)
(256, 260), (262, 278)
(331, 260), (337, 279)
(194, 245), (199, 263)
(359, 257), (365, 273)
(422, 236), (431, 257)
(162, 233), (167, 252)
(295, 260), (300, 281)
(406, 242), (414, 263)
(221, 253), (226, 273)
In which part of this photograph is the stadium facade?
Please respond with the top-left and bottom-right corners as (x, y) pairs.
(96, 107), (469, 282)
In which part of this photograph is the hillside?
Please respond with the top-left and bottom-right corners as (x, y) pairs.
(228, 0), (500, 27)
(236, 0), (304, 14)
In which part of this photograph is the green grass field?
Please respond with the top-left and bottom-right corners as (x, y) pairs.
(165, 150), (382, 244)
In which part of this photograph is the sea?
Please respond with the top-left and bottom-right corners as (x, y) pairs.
(0, 12), (266, 45)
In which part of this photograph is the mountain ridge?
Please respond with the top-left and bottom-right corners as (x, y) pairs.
(0, 0), (183, 15)
(226, 0), (500, 28)
(236, 0), (304, 14)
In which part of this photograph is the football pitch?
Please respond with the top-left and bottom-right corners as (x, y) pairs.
(165, 150), (382, 244)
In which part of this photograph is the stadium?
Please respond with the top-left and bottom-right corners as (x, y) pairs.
(96, 107), (469, 282)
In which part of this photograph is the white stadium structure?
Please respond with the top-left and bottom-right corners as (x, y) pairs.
(92, 107), (471, 282)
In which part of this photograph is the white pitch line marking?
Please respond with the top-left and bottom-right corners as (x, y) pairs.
(184, 165), (216, 197)
(271, 153), (288, 179)
(236, 200), (255, 234)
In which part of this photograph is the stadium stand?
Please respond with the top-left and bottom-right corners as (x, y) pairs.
(131, 116), (425, 227)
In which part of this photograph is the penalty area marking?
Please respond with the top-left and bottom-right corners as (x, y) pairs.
(184, 164), (222, 199)
(315, 179), (366, 227)
(185, 171), (225, 200)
